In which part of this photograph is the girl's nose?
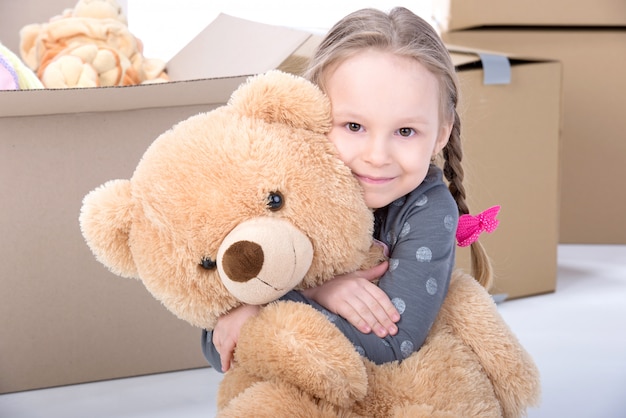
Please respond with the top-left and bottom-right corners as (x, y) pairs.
(362, 134), (391, 166)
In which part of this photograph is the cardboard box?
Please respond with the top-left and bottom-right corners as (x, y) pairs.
(433, 0), (626, 31)
(450, 49), (561, 299)
(443, 29), (626, 244)
(0, 13), (314, 394)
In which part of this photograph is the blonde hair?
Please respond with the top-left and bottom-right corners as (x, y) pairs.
(304, 7), (494, 289)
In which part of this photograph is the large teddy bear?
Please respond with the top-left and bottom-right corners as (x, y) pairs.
(20, 0), (168, 88)
(80, 70), (540, 417)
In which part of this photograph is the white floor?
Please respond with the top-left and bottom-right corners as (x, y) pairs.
(1, 244), (625, 418)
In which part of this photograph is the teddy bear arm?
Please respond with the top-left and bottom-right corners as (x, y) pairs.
(233, 301), (368, 409)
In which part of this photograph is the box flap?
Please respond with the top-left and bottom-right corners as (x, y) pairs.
(448, 44), (556, 66)
(166, 13), (312, 81)
(449, 49), (482, 67)
(448, 44), (559, 86)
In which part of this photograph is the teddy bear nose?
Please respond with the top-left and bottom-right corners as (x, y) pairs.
(221, 240), (264, 282)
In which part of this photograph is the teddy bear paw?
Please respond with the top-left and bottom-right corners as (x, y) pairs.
(235, 301), (369, 408)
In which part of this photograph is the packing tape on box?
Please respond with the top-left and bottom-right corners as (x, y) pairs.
(479, 53), (511, 85)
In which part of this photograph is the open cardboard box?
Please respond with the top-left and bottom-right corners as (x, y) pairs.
(1, 10), (561, 393)
(433, 0), (626, 31)
(0, 13), (316, 395)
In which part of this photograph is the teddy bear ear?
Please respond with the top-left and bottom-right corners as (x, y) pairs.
(228, 70), (332, 134)
(79, 179), (138, 278)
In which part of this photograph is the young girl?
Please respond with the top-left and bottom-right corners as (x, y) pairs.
(203, 6), (495, 372)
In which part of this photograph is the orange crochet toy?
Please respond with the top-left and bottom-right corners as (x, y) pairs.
(20, 0), (168, 88)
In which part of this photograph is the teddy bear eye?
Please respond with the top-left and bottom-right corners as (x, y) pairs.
(267, 191), (284, 211)
(200, 257), (217, 270)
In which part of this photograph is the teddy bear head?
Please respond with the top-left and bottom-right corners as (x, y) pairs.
(79, 71), (375, 330)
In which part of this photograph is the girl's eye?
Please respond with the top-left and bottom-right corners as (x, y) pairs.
(347, 122), (362, 132)
(397, 127), (415, 137)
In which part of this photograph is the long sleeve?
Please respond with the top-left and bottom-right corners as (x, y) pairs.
(371, 166), (458, 361)
(201, 329), (224, 372)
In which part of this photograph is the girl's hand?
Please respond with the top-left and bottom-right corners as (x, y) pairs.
(212, 303), (261, 372)
(301, 261), (399, 338)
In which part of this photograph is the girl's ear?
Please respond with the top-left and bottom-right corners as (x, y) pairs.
(433, 121), (453, 157)
(79, 179), (139, 278)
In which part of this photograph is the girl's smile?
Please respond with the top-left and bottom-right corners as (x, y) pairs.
(354, 173), (395, 185)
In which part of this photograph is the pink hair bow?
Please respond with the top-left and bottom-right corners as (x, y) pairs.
(456, 205), (501, 247)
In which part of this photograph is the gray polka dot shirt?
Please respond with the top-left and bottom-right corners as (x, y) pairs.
(202, 165), (457, 370)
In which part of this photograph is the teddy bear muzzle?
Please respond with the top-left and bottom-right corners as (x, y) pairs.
(216, 217), (313, 305)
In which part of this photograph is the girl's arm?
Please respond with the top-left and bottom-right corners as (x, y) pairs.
(301, 260), (398, 338)
(202, 303), (261, 372)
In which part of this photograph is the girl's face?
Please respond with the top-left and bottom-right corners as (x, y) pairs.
(324, 49), (452, 209)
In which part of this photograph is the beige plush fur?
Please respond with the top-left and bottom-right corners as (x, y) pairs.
(80, 70), (540, 417)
